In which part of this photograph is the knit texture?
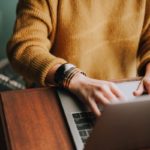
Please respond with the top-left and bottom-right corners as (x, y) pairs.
(7, 0), (150, 85)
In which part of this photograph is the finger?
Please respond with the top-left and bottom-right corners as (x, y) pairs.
(133, 79), (144, 96)
(143, 77), (150, 94)
(109, 83), (126, 100)
(101, 86), (118, 102)
(89, 99), (101, 117)
(94, 91), (110, 105)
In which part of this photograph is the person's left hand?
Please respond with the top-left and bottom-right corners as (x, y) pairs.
(133, 62), (150, 96)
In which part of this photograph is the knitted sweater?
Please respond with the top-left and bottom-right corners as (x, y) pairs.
(7, 0), (150, 85)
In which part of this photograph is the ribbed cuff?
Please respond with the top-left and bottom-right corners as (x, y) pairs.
(40, 57), (67, 86)
(11, 47), (67, 86)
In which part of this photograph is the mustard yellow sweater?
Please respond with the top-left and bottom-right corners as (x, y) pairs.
(7, 0), (150, 86)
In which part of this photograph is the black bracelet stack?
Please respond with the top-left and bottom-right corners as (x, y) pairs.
(54, 63), (86, 88)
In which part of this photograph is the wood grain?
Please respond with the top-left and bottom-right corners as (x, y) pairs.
(0, 88), (74, 150)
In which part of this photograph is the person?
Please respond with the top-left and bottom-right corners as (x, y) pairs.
(7, 0), (150, 116)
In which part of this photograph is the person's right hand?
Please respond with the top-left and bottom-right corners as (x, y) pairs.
(68, 73), (125, 117)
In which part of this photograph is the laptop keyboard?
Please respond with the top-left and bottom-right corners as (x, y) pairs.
(72, 112), (96, 144)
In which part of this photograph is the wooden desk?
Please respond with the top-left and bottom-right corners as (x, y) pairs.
(0, 88), (74, 150)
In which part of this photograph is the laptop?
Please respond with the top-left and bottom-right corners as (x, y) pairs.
(56, 80), (150, 150)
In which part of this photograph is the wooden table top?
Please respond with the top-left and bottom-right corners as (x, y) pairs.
(0, 87), (74, 150)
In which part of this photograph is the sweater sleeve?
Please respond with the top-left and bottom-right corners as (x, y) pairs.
(7, 0), (66, 86)
(137, 5), (150, 76)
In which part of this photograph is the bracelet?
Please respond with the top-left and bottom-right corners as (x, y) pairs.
(54, 63), (86, 88)
(54, 63), (76, 86)
(63, 68), (86, 89)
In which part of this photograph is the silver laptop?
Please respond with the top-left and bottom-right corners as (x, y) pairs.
(56, 80), (150, 150)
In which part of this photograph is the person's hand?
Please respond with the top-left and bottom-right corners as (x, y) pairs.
(133, 77), (150, 96)
(133, 62), (150, 96)
(68, 73), (125, 117)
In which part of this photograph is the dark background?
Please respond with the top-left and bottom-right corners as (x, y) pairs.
(0, 1), (25, 91)
(0, 0), (18, 59)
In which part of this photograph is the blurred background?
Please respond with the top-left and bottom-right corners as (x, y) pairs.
(0, 0), (18, 58)
(0, 0), (25, 91)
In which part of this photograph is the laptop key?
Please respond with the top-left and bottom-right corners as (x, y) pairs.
(81, 137), (88, 144)
(74, 118), (90, 124)
(80, 112), (89, 118)
(79, 130), (87, 137)
(72, 113), (80, 119)
(77, 123), (92, 130)
(72, 112), (96, 144)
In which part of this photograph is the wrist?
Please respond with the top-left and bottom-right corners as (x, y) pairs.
(54, 63), (76, 87)
(46, 63), (86, 88)
(68, 72), (87, 91)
